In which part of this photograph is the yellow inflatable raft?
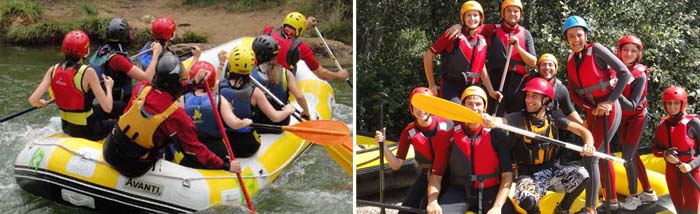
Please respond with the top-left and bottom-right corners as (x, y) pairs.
(14, 38), (336, 213)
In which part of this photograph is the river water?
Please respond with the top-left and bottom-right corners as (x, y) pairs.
(0, 45), (353, 214)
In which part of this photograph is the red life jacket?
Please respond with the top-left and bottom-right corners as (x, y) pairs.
(449, 123), (500, 189)
(492, 24), (528, 75)
(267, 27), (302, 71)
(406, 117), (451, 175)
(440, 34), (487, 84)
(656, 115), (700, 163)
(49, 63), (94, 125)
(567, 43), (618, 105)
(621, 63), (649, 116)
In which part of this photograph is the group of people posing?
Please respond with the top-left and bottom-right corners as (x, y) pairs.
(376, 0), (700, 213)
(27, 12), (348, 178)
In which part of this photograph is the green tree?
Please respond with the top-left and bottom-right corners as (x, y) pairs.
(358, 0), (700, 150)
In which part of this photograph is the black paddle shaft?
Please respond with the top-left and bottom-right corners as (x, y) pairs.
(1, 100), (55, 123)
(375, 92), (388, 214)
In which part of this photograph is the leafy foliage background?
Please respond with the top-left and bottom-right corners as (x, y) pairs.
(357, 0), (700, 150)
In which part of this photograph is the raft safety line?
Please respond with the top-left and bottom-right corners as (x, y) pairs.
(29, 137), (306, 182)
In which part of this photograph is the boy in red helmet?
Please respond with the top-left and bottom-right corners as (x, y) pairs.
(136, 16), (183, 70)
(615, 35), (658, 210)
(652, 86), (700, 214)
(374, 87), (452, 213)
(29, 30), (116, 141)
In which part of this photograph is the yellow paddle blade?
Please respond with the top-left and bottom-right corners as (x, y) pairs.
(410, 93), (483, 124)
(283, 120), (351, 146)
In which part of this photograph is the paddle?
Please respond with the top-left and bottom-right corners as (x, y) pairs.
(312, 26), (352, 88)
(410, 93), (627, 164)
(0, 100), (55, 123)
(203, 81), (254, 212)
(494, 43), (514, 115)
(356, 199), (425, 214)
(602, 115), (612, 214)
(251, 120), (350, 145)
(375, 92), (387, 214)
(249, 76), (304, 121)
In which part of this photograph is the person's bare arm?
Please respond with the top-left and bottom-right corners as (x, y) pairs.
(286, 70), (309, 119)
(220, 97), (253, 129)
(252, 89), (293, 122)
(28, 67), (54, 107)
(85, 68), (113, 113)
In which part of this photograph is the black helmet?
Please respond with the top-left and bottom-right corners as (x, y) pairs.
(253, 35), (279, 64)
(152, 54), (184, 97)
(106, 18), (129, 43)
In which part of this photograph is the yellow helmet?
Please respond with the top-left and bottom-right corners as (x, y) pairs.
(460, 1), (484, 26)
(501, 0), (523, 18)
(537, 53), (558, 71)
(283, 12), (307, 37)
(460, 86), (488, 109)
(227, 46), (256, 75)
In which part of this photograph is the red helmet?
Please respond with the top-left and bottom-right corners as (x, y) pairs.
(62, 30), (90, 58)
(189, 61), (217, 87)
(409, 87), (434, 112)
(522, 77), (554, 100)
(616, 35), (643, 63)
(662, 86), (687, 113)
(152, 17), (176, 40)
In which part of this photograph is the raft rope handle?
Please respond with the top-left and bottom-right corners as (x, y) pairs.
(30, 136), (306, 181)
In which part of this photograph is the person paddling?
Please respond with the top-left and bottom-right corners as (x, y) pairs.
(250, 35), (311, 130)
(90, 18), (162, 118)
(262, 12), (349, 81)
(103, 54), (240, 178)
(179, 61), (253, 168)
(218, 44), (295, 158)
(28, 30), (116, 141)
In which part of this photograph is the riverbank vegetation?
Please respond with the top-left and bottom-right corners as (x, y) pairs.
(0, 0), (351, 46)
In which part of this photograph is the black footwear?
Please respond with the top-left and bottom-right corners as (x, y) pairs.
(554, 205), (571, 214)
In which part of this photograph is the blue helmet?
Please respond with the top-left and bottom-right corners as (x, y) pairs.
(562, 15), (589, 36)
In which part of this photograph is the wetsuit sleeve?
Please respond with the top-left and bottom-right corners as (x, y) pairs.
(429, 33), (452, 55)
(652, 123), (665, 157)
(524, 30), (536, 57)
(491, 129), (513, 172)
(687, 118), (700, 168)
(430, 128), (453, 176)
(395, 128), (411, 160)
(476, 24), (495, 43)
(555, 82), (576, 116)
(592, 43), (632, 102)
(299, 43), (320, 71)
(618, 73), (647, 112)
(167, 110), (224, 169)
(108, 54), (135, 74)
(550, 109), (572, 129)
(568, 79), (594, 110)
